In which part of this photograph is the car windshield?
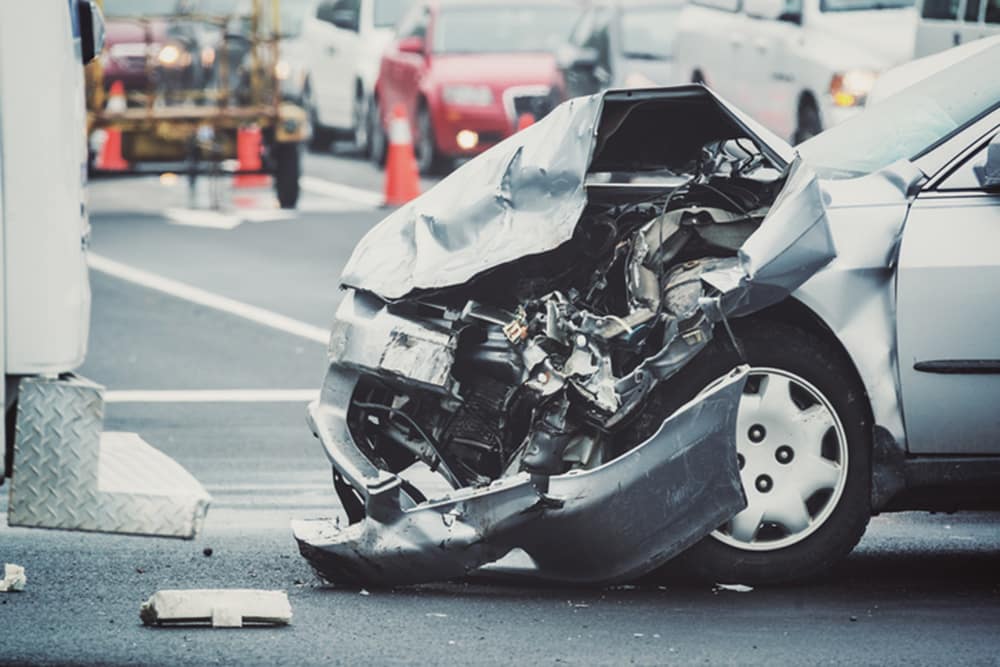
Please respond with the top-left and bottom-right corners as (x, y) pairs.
(797, 46), (1000, 179)
(622, 7), (681, 60)
(375, 0), (413, 28)
(820, 0), (914, 10)
(433, 5), (579, 54)
(101, 0), (177, 17)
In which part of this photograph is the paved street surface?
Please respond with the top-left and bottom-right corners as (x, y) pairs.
(2, 148), (999, 666)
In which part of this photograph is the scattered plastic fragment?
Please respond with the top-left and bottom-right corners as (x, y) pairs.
(713, 583), (754, 593)
(359, 589), (370, 596)
(202, 547), (214, 557)
(0, 564), (26, 592)
(140, 589), (292, 628)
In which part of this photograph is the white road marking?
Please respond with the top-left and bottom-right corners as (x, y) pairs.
(105, 389), (319, 403)
(87, 253), (329, 344)
(300, 175), (384, 208)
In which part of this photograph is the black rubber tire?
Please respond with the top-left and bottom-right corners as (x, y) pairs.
(792, 99), (822, 145)
(274, 141), (301, 209)
(415, 104), (443, 176)
(353, 88), (371, 157)
(662, 318), (872, 584)
(305, 82), (335, 153)
(369, 95), (387, 168)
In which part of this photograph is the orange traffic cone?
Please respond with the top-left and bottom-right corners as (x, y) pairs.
(234, 125), (270, 188)
(97, 80), (129, 171)
(516, 112), (535, 132)
(383, 105), (420, 206)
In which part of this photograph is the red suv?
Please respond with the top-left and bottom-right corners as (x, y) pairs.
(370, 0), (581, 173)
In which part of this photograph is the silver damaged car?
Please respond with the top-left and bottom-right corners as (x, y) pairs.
(294, 44), (1000, 586)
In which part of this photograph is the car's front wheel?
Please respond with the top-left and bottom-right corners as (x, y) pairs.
(668, 319), (871, 584)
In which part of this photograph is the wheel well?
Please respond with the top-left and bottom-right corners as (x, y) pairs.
(748, 297), (873, 426)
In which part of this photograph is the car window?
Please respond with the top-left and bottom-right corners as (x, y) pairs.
(374, 0), (413, 28)
(921, 0), (959, 18)
(432, 5), (579, 54)
(987, 0), (1000, 21)
(396, 4), (429, 39)
(965, 0), (981, 20)
(822, 0), (914, 11)
(580, 7), (613, 64)
(938, 131), (1000, 189)
(797, 45), (1000, 178)
(622, 6), (682, 59)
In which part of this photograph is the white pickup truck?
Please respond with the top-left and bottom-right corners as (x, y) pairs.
(673, 0), (918, 143)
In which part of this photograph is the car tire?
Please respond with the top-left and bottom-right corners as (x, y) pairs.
(353, 88), (371, 157)
(659, 318), (871, 584)
(793, 99), (822, 145)
(415, 104), (443, 175)
(274, 141), (301, 209)
(304, 81), (334, 152)
(369, 95), (387, 168)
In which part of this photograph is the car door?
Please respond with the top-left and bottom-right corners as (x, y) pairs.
(311, 0), (361, 128)
(896, 129), (1000, 454)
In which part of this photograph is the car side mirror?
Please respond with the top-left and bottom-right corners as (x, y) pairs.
(397, 36), (425, 55)
(78, 0), (105, 65)
(975, 136), (1000, 190)
(331, 8), (360, 32)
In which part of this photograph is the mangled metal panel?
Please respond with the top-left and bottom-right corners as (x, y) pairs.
(340, 93), (604, 301)
(294, 367), (747, 587)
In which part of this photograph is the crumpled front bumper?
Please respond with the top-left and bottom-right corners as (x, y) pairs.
(296, 293), (748, 586)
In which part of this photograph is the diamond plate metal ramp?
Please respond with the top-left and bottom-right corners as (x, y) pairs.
(7, 375), (210, 538)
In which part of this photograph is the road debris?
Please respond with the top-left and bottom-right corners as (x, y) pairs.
(0, 564), (26, 592)
(713, 583), (754, 593)
(140, 589), (292, 628)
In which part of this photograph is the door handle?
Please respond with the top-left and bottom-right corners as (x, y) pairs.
(326, 45), (337, 56)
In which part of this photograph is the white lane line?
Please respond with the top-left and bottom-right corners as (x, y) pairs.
(300, 175), (384, 208)
(87, 253), (329, 344)
(165, 207), (244, 229)
(105, 389), (319, 403)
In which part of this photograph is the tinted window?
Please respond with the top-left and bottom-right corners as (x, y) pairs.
(921, 0), (959, 18)
(986, 0), (1000, 21)
(432, 5), (579, 54)
(798, 46), (1000, 178)
(939, 133), (999, 189)
(822, 0), (914, 11)
(964, 0), (981, 20)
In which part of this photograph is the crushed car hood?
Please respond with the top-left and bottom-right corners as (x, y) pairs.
(341, 86), (795, 302)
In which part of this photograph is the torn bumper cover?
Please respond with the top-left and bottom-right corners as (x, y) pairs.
(295, 367), (747, 587)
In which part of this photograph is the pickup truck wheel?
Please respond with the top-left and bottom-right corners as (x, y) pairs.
(274, 142), (300, 209)
(667, 320), (871, 584)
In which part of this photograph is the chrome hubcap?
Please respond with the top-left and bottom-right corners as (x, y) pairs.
(712, 368), (848, 551)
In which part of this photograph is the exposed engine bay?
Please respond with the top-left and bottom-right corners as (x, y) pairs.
(350, 139), (780, 492)
(294, 87), (835, 586)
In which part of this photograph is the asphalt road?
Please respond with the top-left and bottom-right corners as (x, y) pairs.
(2, 148), (999, 666)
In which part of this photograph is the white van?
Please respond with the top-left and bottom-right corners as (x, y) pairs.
(674, 0), (918, 143)
(914, 0), (1000, 56)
